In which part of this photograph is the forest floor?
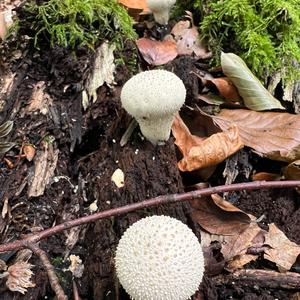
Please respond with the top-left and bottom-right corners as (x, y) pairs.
(0, 1), (300, 300)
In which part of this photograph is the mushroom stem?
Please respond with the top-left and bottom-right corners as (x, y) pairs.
(137, 114), (175, 144)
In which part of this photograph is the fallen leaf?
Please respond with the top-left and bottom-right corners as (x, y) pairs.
(200, 220), (264, 271)
(191, 194), (251, 235)
(136, 38), (178, 66)
(170, 19), (211, 59)
(221, 52), (284, 111)
(172, 114), (204, 157)
(264, 223), (300, 271)
(252, 172), (281, 181)
(118, 0), (149, 13)
(111, 168), (125, 188)
(213, 109), (300, 162)
(177, 125), (244, 171)
(206, 77), (241, 101)
(23, 145), (36, 161)
(84, 42), (116, 107)
(27, 141), (59, 197)
(283, 160), (300, 180)
(226, 254), (257, 271)
(26, 81), (53, 115)
(0, 120), (13, 138)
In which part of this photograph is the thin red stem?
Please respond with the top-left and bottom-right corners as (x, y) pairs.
(0, 180), (299, 253)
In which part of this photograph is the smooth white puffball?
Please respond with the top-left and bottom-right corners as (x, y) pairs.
(115, 215), (204, 300)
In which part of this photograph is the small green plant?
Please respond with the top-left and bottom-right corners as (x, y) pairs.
(199, 0), (300, 81)
(19, 0), (137, 49)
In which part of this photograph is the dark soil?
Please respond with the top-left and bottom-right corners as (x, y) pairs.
(0, 4), (300, 300)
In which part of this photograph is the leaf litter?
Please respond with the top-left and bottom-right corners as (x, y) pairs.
(197, 196), (300, 272)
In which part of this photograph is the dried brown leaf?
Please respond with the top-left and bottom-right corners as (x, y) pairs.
(191, 194), (251, 235)
(213, 109), (300, 162)
(136, 38), (178, 66)
(200, 221), (263, 271)
(26, 81), (53, 115)
(207, 77), (241, 101)
(23, 145), (36, 161)
(283, 160), (300, 180)
(264, 223), (300, 271)
(118, 0), (149, 13)
(252, 172), (281, 181)
(27, 141), (59, 197)
(172, 114), (204, 157)
(226, 254), (257, 271)
(170, 20), (211, 58)
(177, 125), (244, 171)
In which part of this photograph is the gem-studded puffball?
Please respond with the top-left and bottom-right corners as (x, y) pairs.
(120, 70), (186, 144)
(115, 215), (204, 300)
(146, 0), (176, 25)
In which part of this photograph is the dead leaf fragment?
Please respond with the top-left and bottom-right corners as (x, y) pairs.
(213, 109), (300, 162)
(172, 114), (204, 157)
(1, 261), (35, 294)
(191, 194), (251, 235)
(200, 220), (263, 271)
(136, 38), (178, 66)
(23, 145), (36, 161)
(26, 81), (53, 115)
(252, 172), (281, 181)
(170, 20), (211, 59)
(283, 160), (300, 180)
(27, 141), (59, 197)
(111, 168), (125, 188)
(118, 0), (149, 13)
(177, 125), (244, 171)
(207, 77), (240, 101)
(264, 223), (300, 271)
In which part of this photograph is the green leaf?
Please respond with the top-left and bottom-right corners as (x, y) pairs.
(0, 142), (15, 154)
(221, 52), (285, 111)
(0, 121), (13, 138)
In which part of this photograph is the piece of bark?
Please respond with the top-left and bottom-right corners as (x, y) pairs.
(214, 269), (300, 290)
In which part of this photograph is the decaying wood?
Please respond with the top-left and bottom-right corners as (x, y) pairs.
(214, 269), (300, 290)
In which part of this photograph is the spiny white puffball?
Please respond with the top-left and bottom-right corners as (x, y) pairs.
(120, 70), (186, 145)
(115, 215), (204, 300)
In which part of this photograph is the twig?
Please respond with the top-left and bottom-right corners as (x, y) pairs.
(0, 180), (299, 253)
(25, 242), (68, 300)
(214, 269), (300, 289)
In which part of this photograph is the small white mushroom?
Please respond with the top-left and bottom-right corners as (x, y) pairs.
(146, 0), (176, 25)
(121, 70), (186, 145)
(115, 215), (204, 300)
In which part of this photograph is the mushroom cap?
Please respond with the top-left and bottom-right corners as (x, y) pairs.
(146, 0), (176, 12)
(120, 70), (186, 119)
(115, 215), (204, 300)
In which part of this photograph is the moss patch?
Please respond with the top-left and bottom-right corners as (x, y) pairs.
(199, 0), (300, 82)
(17, 0), (137, 49)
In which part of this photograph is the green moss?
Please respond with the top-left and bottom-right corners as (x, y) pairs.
(19, 0), (137, 49)
(199, 0), (300, 81)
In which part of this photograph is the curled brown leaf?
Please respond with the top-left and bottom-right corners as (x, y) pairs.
(177, 125), (244, 171)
